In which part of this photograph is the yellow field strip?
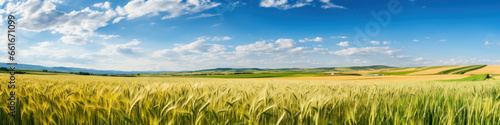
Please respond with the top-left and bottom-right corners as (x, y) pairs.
(408, 65), (466, 75)
(465, 65), (500, 74)
(262, 74), (468, 81)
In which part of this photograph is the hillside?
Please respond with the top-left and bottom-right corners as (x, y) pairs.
(0, 63), (171, 75)
(194, 65), (393, 73)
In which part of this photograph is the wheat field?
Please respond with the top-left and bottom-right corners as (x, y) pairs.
(1, 74), (500, 124)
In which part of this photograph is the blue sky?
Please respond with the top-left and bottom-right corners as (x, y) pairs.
(0, 0), (499, 71)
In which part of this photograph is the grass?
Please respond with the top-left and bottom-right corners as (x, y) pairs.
(442, 74), (491, 81)
(452, 65), (487, 74)
(1, 74), (500, 124)
(188, 72), (324, 78)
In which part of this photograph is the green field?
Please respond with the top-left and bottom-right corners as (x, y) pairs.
(373, 66), (450, 75)
(188, 72), (325, 78)
(443, 74), (491, 81)
(437, 65), (483, 74)
(453, 65), (488, 74)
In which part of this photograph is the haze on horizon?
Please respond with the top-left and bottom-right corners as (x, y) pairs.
(0, 0), (499, 71)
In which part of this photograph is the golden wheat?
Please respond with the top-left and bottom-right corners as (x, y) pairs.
(1, 74), (499, 124)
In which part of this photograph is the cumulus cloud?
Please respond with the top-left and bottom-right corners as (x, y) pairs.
(116, 0), (220, 20)
(98, 35), (120, 39)
(187, 13), (220, 19)
(413, 39), (419, 42)
(414, 57), (424, 61)
(439, 39), (447, 42)
(210, 36), (232, 41)
(438, 58), (493, 65)
(485, 41), (492, 45)
(8, 0), (117, 37)
(319, 0), (344, 9)
(60, 35), (92, 45)
(260, 0), (290, 9)
(332, 47), (399, 56)
(233, 38), (325, 58)
(337, 36), (348, 39)
(99, 39), (142, 55)
(236, 39), (295, 53)
(260, 0), (343, 9)
(151, 37), (226, 58)
(393, 55), (409, 58)
(383, 41), (391, 44)
(299, 37), (325, 42)
(21, 41), (69, 59)
(93, 1), (111, 9)
(152, 38), (325, 62)
(369, 40), (380, 45)
(336, 41), (350, 47)
(112, 17), (126, 24)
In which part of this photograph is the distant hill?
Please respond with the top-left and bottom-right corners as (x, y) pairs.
(192, 65), (394, 73)
(0, 63), (394, 75)
(0, 63), (171, 75)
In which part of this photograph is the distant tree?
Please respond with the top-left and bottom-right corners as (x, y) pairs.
(77, 72), (91, 75)
(42, 69), (48, 72)
(0, 67), (8, 71)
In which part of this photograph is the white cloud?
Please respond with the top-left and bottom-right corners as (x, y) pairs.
(236, 39), (296, 53)
(116, 0), (220, 20)
(260, 0), (342, 9)
(485, 41), (492, 45)
(338, 36), (347, 39)
(60, 35), (92, 45)
(151, 37), (226, 58)
(413, 39), (419, 42)
(275, 39), (295, 48)
(393, 55), (409, 58)
(150, 37), (325, 64)
(98, 35), (120, 39)
(9, 0), (117, 37)
(369, 40), (380, 45)
(291, 2), (310, 8)
(21, 41), (70, 59)
(260, 0), (290, 9)
(233, 38), (324, 58)
(332, 47), (399, 56)
(437, 58), (493, 65)
(383, 41), (391, 44)
(414, 57), (424, 61)
(93, 2), (111, 9)
(352, 59), (368, 64)
(112, 17), (125, 24)
(210, 36), (232, 41)
(336, 41), (350, 47)
(440, 39), (447, 42)
(319, 0), (344, 9)
(299, 37), (325, 42)
(99, 39), (142, 55)
(187, 13), (220, 19)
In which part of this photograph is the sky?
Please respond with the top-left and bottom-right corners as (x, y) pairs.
(0, 0), (499, 71)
